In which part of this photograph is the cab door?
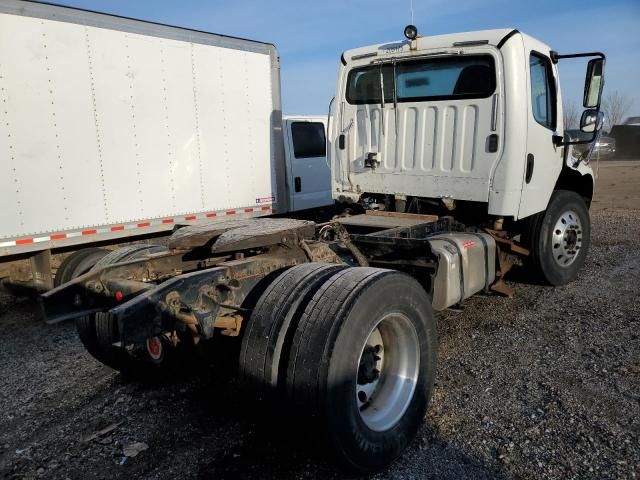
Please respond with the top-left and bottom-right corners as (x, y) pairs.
(518, 40), (564, 218)
(284, 118), (332, 211)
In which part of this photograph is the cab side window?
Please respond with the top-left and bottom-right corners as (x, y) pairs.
(530, 53), (556, 130)
(291, 122), (326, 158)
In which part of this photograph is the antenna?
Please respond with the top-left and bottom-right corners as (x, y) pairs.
(410, 0), (414, 25)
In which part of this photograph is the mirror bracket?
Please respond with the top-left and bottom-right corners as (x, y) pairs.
(551, 51), (606, 62)
(552, 134), (564, 147)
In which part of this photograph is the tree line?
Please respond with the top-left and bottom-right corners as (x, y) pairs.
(563, 91), (634, 132)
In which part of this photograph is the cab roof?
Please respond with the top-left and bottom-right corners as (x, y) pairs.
(342, 28), (520, 64)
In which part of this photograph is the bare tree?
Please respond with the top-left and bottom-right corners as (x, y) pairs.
(601, 90), (633, 130)
(563, 99), (580, 130)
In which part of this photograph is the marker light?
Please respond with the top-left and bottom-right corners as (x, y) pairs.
(404, 24), (418, 40)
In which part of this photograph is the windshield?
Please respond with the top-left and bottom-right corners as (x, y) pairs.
(346, 55), (496, 105)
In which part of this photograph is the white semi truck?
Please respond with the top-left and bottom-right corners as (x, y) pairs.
(0, 0), (331, 291)
(31, 2), (605, 475)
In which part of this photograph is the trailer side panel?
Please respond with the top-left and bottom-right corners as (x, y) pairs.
(0, 1), (280, 255)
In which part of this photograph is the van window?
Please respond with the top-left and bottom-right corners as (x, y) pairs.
(530, 53), (556, 130)
(346, 55), (496, 104)
(291, 122), (326, 158)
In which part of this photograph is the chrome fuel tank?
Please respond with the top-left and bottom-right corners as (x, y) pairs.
(428, 233), (496, 311)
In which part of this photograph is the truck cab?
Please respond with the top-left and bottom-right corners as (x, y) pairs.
(283, 115), (332, 212)
(330, 27), (605, 285)
(36, 14), (607, 473)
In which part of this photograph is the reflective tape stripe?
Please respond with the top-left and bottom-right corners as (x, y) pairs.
(0, 204), (273, 249)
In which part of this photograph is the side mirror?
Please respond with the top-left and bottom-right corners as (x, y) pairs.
(583, 58), (604, 108)
(580, 109), (605, 133)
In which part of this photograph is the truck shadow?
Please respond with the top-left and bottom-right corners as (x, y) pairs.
(502, 265), (548, 287)
(129, 369), (506, 480)
(196, 408), (505, 479)
(0, 294), (508, 480)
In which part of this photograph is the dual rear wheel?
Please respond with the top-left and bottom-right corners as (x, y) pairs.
(72, 247), (437, 471)
(240, 264), (437, 474)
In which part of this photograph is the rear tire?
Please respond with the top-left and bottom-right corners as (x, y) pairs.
(239, 263), (345, 404)
(76, 314), (123, 370)
(523, 190), (590, 286)
(54, 248), (109, 287)
(93, 311), (132, 371)
(285, 267), (437, 474)
(76, 244), (191, 381)
(93, 311), (189, 382)
(91, 244), (167, 271)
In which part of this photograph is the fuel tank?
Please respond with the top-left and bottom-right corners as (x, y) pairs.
(428, 233), (496, 311)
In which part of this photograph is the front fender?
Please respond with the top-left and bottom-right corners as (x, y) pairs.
(556, 145), (595, 205)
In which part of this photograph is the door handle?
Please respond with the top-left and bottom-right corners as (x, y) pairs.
(525, 154), (534, 184)
(294, 177), (301, 193)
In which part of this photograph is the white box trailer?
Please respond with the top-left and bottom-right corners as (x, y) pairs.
(0, 0), (331, 289)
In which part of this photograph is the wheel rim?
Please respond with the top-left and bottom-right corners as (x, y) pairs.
(551, 210), (583, 267)
(355, 313), (419, 432)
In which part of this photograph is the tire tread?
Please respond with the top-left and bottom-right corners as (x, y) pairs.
(240, 262), (345, 399)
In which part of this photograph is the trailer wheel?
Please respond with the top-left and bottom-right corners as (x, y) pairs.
(54, 248), (109, 287)
(239, 262), (345, 404)
(285, 268), (437, 474)
(524, 190), (591, 286)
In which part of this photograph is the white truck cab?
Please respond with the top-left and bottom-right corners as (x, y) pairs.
(283, 115), (332, 212)
(330, 27), (605, 285)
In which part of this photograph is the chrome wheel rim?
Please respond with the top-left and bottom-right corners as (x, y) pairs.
(355, 313), (419, 432)
(552, 210), (583, 267)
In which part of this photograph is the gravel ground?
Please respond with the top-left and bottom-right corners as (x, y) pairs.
(0, 208), (638, 480)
